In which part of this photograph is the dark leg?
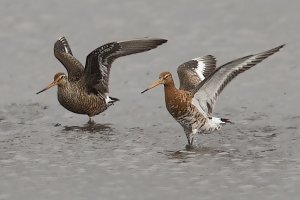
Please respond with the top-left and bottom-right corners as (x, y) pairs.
(185, 135), (197, 150)
(184, 128), (192, 145)
(187, 137), (191, 145)
(190, 136), (194, 146)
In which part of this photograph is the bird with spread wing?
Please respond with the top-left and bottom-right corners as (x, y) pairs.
(37, 36), (167, 123)
(142, 45), (284, 146)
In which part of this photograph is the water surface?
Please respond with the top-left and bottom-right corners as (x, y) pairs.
(0, 1), (299, 199)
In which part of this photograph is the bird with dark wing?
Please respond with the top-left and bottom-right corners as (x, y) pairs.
(142, 45), (284, 146)
(37, 36), (167, 123)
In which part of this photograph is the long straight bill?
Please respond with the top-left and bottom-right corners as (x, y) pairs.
(36, 81), (57, 94)
(141, 79), (163, 94)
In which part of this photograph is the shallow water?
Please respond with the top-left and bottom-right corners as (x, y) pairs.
(1, 0), (300, 199)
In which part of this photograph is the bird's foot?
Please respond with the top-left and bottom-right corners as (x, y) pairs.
(186, 135), (196, 150)
(88, 117), (95, 125)
(185, 144), (196, 150)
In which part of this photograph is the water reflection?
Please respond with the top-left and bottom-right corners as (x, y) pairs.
(60, 123), (116, 142)
(165, 145), (228, 163)
(63, 123), (113, 133)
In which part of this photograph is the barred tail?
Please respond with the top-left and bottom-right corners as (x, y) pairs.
(220, 118), (233, 124)
(106, 96), (120, 106)
(109, 96), (120, 103)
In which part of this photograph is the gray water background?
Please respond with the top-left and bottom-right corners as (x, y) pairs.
(0, 0), (299, 199)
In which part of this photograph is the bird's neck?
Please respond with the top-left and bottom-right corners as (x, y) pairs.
(57, 81), (70, 92)
(163, 80), (178, 101)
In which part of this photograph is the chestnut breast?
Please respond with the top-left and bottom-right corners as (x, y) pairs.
(164, 86), (193, 119)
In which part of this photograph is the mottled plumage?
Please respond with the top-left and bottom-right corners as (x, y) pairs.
(178, 55), (216, 92)
(142, 45), (284, 145)
(37, 36), (167, 123)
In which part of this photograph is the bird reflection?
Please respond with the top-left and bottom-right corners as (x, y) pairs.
(63, 123), (113, 133)
(165, 145), (228, 163)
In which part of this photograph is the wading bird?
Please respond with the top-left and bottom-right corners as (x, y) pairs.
(142, 45), (284, 146)
(37, 37), (167, 123)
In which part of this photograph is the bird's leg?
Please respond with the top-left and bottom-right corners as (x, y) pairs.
(186, 137), (195, 150)
(186, 135), (195, 147)
(88, 116), (95, 125)
(185, 129), (198, 150)
(190, 137), (194, 146)
(184, 128), (194, 148)
(190, 129), (198, 146)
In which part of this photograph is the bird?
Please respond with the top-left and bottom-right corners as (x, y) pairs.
(37, 36), (167, 123)
(141, 44), (284, 146)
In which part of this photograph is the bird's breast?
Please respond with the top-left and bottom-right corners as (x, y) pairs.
(57, 85), (107, 116)
(164, 89), (206, 129)
(165, 90), (189, 118)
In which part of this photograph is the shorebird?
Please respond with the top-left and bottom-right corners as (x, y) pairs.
(37, 36), (167, 123)
(142, 45), (284, 146)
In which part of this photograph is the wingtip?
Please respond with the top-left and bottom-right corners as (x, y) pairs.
(150, 38), (168, 45)
(157, 39), (168, 46)
(277, 44), (286, 49)
(260, 44), (285, 56)
(142, 37), (168, 43)
(141, 36), (167, 41)
(273, 44), (285, 51)
(192, 54), (217, 62)
(58, 36), (66, 40)
(161, 39), (168, 43)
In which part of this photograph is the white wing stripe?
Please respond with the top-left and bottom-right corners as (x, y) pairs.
(192, 58), (206, 80)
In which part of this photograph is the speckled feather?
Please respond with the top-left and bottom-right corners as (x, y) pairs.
(177, 55), (216, 93)
(41, 37), (167, 120)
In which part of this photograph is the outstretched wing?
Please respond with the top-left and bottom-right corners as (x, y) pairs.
(192, 45), (284, 116)
(178, 55), (216, 92)
(54, 37), (84, 82)
(82, 38), (167, 94)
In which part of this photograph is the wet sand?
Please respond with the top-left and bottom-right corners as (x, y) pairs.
(0, 0), (300, 199)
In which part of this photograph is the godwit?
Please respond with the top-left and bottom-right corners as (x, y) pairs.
(142, 45), (284, 145)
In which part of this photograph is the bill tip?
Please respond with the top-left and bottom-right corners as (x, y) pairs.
(141, 89), (148, 94)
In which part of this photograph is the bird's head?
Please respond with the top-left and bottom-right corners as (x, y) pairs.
(36, 72), (67, 94)
(141, 71), (173, 93)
